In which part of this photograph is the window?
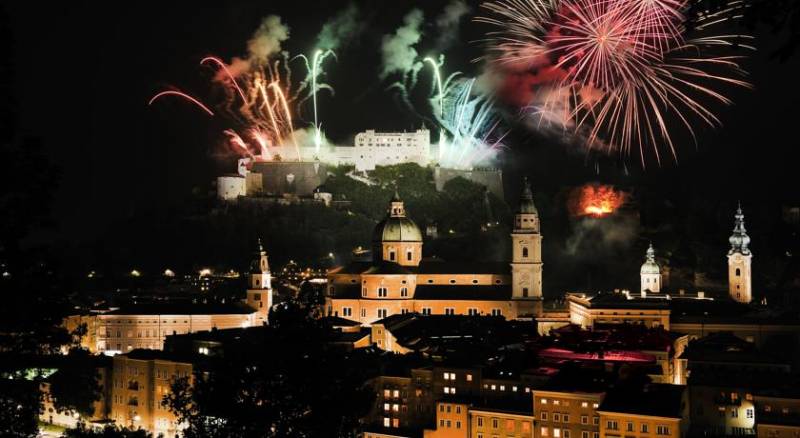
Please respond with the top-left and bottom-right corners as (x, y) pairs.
(563, 414), (569, 423)
(491, 308), (502, 316)
(342, 307), (352, 317)
(362, 288), (367, 297)
(593, 403), (599, 409)
(641, 424), (649, 433)
(422, 308), (432, 316)
(627, 422), (634, 432)
(541, 412), (548, 421)
(493, 418), (499, 429)
(731, 408), (739, 418)
(563, 430), (570, 438)
(736, 268), (741, 276)
(554, 413), (561, 422)
(407, 251), (413, 262)
(541, 398), (548, 404)
(581, 415), (588, 425)
(445, 308), (455, 315)
(392, 418), (399, 428)
(400, 287), (408, 297)
(467, 374), (473, 382)
(554, 428), (561, 438)
(456, 406), (461, 414)
(478, 417), (484, 427)
(656, 425), (669, 435)
(468, 308), (479, 316)
(384, 403), (390, 411)
(446, 405), (451, 413)
(377, 287), (388, 297)
(377, 308), (387, 319)
(389, 251), (396, 261)
(506, 419), (515, 432)
(581, 401), (588, 408)
(554, 400), (561, 406)
(361, 308), (366, 318)
(523, 287), (529, 297)
(456, 421), (461, 429)
(607, 420), (618, 430)
(582, 432), (589, 438)
(541, 427), (549, 437)
(746, 408), (754, 419)
(392, 404), (399, 412)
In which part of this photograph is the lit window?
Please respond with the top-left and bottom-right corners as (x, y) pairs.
(542, 427), (549, 437)
(393, 390), (399, 398)
(581, 402), (588, 408)
(467, 374), (473, 382)
(384, 403), (390, 411)
(554, 400), (561, 406)
(383, 418), (390, 427)
(541, 398), (548, 405)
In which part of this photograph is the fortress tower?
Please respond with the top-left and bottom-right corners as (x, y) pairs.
(640, 243), (662, 293)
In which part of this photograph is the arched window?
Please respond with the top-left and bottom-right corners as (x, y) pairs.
(522, 247), (529, 258)
(735, 268), (741, 277)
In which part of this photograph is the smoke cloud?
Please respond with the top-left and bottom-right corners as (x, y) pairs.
(380, 9), (425, 78)
(435, 0), (471, 50)
(316, 3), (365, 51)
(248, 15), (290, 64)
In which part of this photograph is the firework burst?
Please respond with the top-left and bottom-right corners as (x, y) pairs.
(478, 0), (752, 165)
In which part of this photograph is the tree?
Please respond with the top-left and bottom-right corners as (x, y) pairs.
(62, 424), (152, 438)
(164, 296), (377, 437)
(48, 348), (102, 418)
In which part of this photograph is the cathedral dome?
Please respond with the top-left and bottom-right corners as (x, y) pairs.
(373, 217), (423, 243)
(372, 192), (423, 243)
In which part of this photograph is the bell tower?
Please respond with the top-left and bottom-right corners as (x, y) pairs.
(246, 238), (272, 324)
(511, 177), (543, 299)
(728, 203), (752, 304)
(640, 243), (662, 293)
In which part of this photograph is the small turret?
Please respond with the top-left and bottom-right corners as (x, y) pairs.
(640, 243), (661, 293)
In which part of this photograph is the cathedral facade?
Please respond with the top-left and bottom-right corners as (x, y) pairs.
(324, 179), (542, 324)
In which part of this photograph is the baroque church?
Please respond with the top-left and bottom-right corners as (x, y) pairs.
(324, 178), (543, 324)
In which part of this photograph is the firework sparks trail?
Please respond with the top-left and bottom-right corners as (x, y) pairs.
(296, 49), (336, 155)
(148, 90), (215, 116)
(478, 0), (752, 165)
(435, 77), (507, 170)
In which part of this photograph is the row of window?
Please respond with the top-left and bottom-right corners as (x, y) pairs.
(475, 417), (532, 433)
(338, 307), (503, 319)
(606, 420), (670, 435)
(540, 398), (598, 408)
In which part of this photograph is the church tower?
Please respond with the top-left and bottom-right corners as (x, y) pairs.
(372, 191), (423, 267)
(511, 177), (543, 299)
(245, 238), (273, 324)
(640, 243), (661, 293)
(728, 203), (752, 303)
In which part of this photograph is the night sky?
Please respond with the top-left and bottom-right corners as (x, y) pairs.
(5, 0), (800, 246)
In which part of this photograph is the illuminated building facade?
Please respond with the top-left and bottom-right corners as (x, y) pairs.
(109, 350), (192, 436)
(325, 180), (543, 324)
(65, 240), (273, 353)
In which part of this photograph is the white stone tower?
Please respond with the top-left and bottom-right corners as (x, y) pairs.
(728, 203), (752, 303)
(245, 238), (273, 324)
(511, 177), (543, 299)
(640, 243), (662, 293)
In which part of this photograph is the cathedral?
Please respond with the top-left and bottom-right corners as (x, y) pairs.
(324, 178), (543, 324)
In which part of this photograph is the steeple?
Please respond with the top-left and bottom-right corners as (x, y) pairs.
(389, 189), (406, 218)
(517, 177), (538, 214)
(511, 177), (543, 300)
(246, 238), (272, 325)
(728, 202), (751, 255)
(640, 242), (661, 293)
(727, 203), (753, 303)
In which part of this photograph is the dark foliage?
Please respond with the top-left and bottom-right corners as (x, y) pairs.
(164, 293), (379, 437)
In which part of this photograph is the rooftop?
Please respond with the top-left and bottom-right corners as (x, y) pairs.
(598, 383), (685, 419)
(104, 301), (256, 316)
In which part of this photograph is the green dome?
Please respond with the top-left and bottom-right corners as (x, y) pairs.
(373, 192), (423, 243)
(373, 217), (423, 242)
